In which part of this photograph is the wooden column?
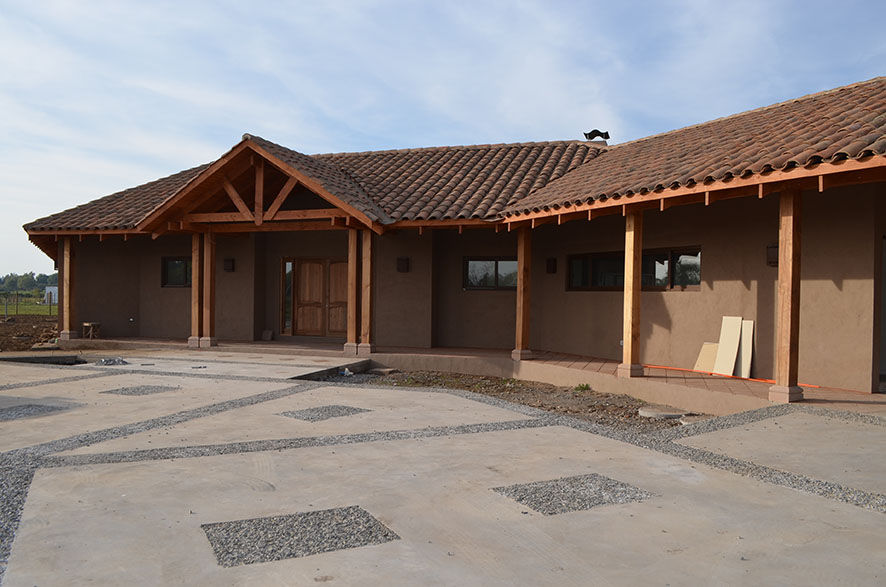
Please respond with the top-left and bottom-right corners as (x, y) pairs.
(769, 187), (804, 402)
(618, 212), (644, 377)
(343, 228), (360, 355)
(358, 229), (374, 355)
(59, 236), (77, 340)
(188, 233), (203, 348)
(512, 227), (532, 360)
(199, 230), (217, 347)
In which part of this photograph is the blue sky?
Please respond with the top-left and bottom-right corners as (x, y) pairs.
(1, 0), (884, 274)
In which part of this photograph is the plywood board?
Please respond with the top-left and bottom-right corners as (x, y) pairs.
(693, 342), (719, 372)
(735, 319), (754, 378)
(713, 316), (742, 376)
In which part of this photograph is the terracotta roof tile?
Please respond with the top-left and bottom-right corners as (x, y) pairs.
(24, 164), (209, 231)
(503, 77), (886, 216)
(316, 141), (599, 220)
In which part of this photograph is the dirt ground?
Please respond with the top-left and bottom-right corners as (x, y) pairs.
(0, 314), (58, 352)
(338, 370), (698, 433)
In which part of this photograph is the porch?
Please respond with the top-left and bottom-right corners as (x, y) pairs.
(55, 337), (886, 417)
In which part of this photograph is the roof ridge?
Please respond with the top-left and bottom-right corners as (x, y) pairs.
(606, 76), (886, 151)
(313, 139), (600, 157)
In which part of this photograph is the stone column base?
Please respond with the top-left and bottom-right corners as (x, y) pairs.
(768, 385), (804, 403)
(511, 348), (533, 361)
(357, 343), (375, 357)
(343, 342), (359, 356)
(187, 336), (201, 349)
(617, 363), (644, 378)
(59, 330), (79, 340)
(198, 336), (217, 348)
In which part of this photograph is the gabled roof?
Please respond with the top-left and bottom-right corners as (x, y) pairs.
(23, 77), (886, 235)
(503, 77), (886, 216)
(245, 134), (392, 224)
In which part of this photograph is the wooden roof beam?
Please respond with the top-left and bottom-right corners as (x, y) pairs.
(264, 176), (298, 221)
(222, 176), (254, 221)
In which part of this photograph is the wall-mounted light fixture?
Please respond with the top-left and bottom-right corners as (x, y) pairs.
(546, 258), (557, 274)
(224, 258), (235, 272)
(396, 257), (410, 273)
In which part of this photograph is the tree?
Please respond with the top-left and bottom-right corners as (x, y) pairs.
(17, 273), (36, 291)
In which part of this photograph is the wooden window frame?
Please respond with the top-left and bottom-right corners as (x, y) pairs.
(566, 246), (701, 292)
(160, 256), (191, 288)
(462, 256), (518, 291)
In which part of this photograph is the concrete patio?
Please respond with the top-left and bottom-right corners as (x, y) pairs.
(1, 350), (884, 585)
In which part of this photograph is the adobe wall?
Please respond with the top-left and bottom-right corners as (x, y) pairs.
(432, 229), (517, 348)
(373, 231), (433, 348)
(529, 184), (881, 393)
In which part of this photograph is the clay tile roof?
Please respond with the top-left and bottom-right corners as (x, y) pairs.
(503, 77), (886, 216)
(24, 164), (209, 232)
(244, 134), (392, 224)
(315, 141), (600, 221)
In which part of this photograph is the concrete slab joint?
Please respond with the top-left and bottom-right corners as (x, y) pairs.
(768, 385), (804, 403)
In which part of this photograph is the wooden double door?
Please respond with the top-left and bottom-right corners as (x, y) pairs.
(282, 258), (348, 337)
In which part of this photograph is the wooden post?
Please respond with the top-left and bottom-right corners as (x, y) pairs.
(59, 236), (78, 339)
(618, 212), (644, 377)
(200, 230), (217, 347)
(769, 187), (804, 402)
(512, 227), (532, 360)
(254, 159), (264, 226)
(344, 228), (359, 355)
(358, 229), (374, 355)
(188, 233), (203, 348)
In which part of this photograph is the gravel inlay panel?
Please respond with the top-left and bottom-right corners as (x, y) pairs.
(42, 416), (552, 467)
(100, 385), (180, 396)
(493, 473), (653, 515)
(279, 404), (371, 422)
(201, 506), (399, 566)
(0, 404), (68, 422)
(0, 372), (118, 393)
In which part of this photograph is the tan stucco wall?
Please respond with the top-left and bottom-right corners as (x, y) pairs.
(432, 229), (517, 349)
(215, 235), (257, 341)
(528, 184), (882, 392)
(374, 231), (433, 348)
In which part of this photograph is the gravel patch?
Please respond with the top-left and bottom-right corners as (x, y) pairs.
(100, 385), (180, 396)
(202, 506), (399, 567)
(0, 404), (69, 422)
(0, 465), (35, 582)
(493, 473), (654, 515)
(658, 405), (794, 441)
(279, 405), (371, 422)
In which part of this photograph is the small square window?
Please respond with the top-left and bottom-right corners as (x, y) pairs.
(642, 252), (669, 289)
(568, 256), (590, 289)
(592, 254), (624, 288)
(161, 257), (191, 287)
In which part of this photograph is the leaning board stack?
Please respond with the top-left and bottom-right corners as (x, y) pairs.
(693, 316), (754, 378)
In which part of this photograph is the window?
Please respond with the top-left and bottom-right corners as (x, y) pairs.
(567, 247), (700, 291)
(161, 257), (191, 287)
(464, 258), (518, 290)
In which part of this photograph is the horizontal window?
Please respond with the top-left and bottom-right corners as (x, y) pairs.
(567, 248), (700, 291)
(161, 257), (191, 287)
(464, 258), (518, 290)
